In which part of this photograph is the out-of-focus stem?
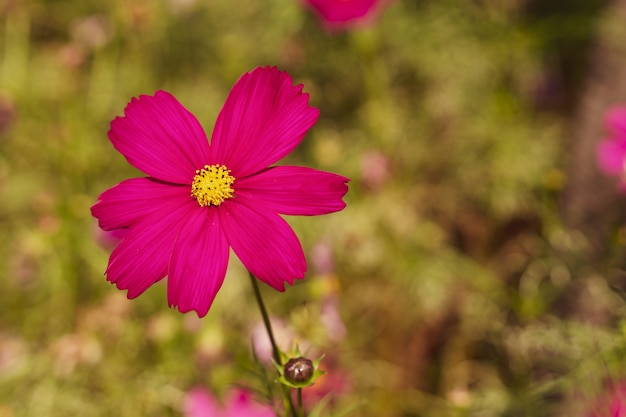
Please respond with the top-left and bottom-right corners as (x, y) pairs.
(249, 272), (298, 417)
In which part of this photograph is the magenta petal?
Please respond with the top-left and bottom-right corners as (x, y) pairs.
(105, 201), (196, 299)
(91, 177), (189, 231)
(167, 208), (229, 318)
(597, 138), (626, 175)
(605, 106), (626, 135)
(219, 199), (306, 290)
(236, 166), (349, 215)
(183, 388), (222, 417)
(209, 66), (319, 178)
(226, 389), (275, 417)
(109, 91), (211, 184)
(305, 0), (378, 23)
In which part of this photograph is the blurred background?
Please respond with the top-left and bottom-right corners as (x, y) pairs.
(2, 0), (626, 415)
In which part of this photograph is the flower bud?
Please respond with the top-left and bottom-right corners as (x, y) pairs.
(275, 347), (325, 389)
(284, 357), (314, 384)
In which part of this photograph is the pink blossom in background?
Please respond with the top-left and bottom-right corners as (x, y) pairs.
(311, 242), (346, 342)
(360, 150), (391, 192)
(184, 387), (274, 417)
(0, 96), (16, 136)
(587, 381), (626, 417)
(596, 106), (626, 191)
(295, 360), (351, 410)
(91, 66), (349, 317)
(303, 0), (386, 30)
(250, 318), (307, 364)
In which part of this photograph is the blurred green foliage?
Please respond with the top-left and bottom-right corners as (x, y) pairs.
(1, 0), (626, 416)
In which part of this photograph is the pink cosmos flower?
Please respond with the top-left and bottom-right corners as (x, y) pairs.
(91, 66), (349, 317)
(303, 0), (385, 30)
(251, 318), (301, 364)
(301, 367), (351, 410)
(587, 381), (626, 417)
(184, 387), (274, 417)
(597, 106), (626, 191)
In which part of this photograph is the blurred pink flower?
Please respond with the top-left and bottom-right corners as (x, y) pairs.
(303, 0), (386, 30)
(587, 381), (626, 417)
(596, 106), (626, 191)
(91, 66), (349, 317)
(311, 242), (346, 342)
(0, 96), (16, 135)
(297, 361), (351, 410)
(184, 387), (274, 417)
(251, 318), (309, 364)
(360, 150), (391, 192)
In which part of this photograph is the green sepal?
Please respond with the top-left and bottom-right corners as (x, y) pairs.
(274, 345), (325, 389)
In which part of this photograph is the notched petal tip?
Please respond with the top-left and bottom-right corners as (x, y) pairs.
(167, 210), (229, 318)
(235, 166), (349, 216)
(220, 200), (307, 290)
(119, 90), (175, 111)
(169, 301), (210, 318)
(209, 66), (320, 177)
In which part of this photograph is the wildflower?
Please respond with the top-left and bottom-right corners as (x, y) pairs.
(70, 15), (114, 49)
(586, 380), (626, 417)
(0, 96), (16, 136)
(596, 106), (626, 191)
(303, 0), (386, 30)
(91, 66), (349, 317)
(183, 387), (274, 417)
(299, 358), (351, 409)
(311, 241), (346, 342)
(251, 318), (303, 364)
(360, 150), (391, 192)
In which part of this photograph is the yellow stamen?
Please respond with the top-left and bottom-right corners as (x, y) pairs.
(191, 164), (235, 207)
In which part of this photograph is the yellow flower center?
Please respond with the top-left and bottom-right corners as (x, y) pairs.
(191, 164), (235, 207)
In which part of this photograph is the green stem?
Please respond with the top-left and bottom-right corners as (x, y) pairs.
(249, 272), (298, 417)
(297, 388), (304, 417)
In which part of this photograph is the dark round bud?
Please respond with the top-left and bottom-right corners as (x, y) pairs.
(284, 357), (314, 384)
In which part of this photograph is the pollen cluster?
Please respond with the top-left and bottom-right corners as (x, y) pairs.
(191, 164), (235, 207)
